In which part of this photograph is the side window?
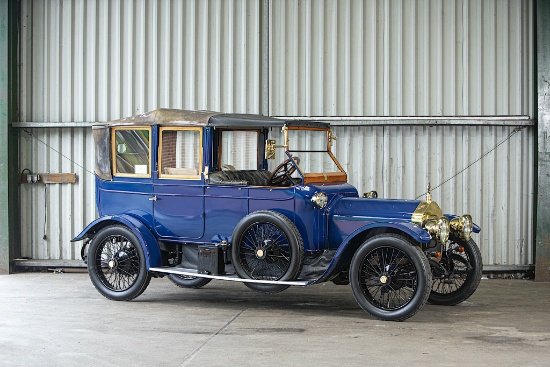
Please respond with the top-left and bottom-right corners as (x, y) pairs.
(220, 130), (259, 170)
(112, 127), (151, 177)
(159, 128), (202, 179)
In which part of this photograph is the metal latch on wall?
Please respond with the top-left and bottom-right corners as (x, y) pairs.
(20, 169), (77, 184)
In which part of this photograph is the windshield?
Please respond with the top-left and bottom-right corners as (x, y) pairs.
(288, 129), (341, 174)
(273, 127), (344, 177)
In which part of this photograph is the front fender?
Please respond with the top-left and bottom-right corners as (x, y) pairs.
(72, 215), (162, 269)
(315, 221), (432, 284)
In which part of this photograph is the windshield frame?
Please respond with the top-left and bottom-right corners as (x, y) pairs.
(282, 125), (347, 185)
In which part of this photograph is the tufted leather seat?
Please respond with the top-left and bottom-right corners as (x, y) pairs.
(209, 170), (271, 186)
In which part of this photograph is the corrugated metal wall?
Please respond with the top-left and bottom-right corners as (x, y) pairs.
(18, 0), (264, 260)
(19, 127), (96, 260)
(269, 0), (533, 116)
(18, 0), (534, 268)
(20, 0), (263, 121)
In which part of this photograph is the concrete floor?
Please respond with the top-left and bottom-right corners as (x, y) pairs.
(0, 273), (549, 367)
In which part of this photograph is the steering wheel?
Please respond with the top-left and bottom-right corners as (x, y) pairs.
(268, 159), (297, 186)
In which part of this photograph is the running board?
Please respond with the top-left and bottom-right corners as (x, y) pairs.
(150, 267), (315, 286)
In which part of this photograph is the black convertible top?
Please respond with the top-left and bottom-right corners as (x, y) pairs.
(92, 109), (329, 181)
(93, 108), (329, 129)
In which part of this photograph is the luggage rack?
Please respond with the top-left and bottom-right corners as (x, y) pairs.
(150, 266), (314, 286)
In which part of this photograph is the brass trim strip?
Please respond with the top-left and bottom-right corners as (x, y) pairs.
(111, 126), (152, 178)
(158, 126), (203, 180)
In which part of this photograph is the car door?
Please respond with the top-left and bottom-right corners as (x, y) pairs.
(98, 126), (154, 223)
(203, 129), (260, 242)
(152, 127), (205, 240)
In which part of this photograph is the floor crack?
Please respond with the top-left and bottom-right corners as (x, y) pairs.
(178, 309), (245, 367)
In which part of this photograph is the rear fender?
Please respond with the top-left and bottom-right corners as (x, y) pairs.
(315, 222), (432, 284)
(71, 215), (162, 269)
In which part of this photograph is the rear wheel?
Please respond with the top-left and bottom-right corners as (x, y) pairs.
(350, 234), (431, 321)
(231, 210), (304, 293)
(87, 225), (151, 301)
(428, 238), (482, 305)
(168, 274), (212, 289)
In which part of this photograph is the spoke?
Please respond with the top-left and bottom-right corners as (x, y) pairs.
(273, 261), (287, 277)
(365, 254), (382, 275)
(431, 245), (472, 295)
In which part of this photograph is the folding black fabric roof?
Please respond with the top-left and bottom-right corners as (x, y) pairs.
(94, 108), (329, 129)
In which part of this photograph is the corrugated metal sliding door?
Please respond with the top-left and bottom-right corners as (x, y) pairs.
(268, 0), (534, 269)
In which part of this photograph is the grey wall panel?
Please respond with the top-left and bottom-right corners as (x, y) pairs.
(19, 128), (96, 260)
(20, 0), (263, 122)
(269, 0), (533, 117)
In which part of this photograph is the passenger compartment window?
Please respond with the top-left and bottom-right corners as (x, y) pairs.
(220, 130), (259, 170)
(159, 128), (202, 179)
(112, 127), (151, 177)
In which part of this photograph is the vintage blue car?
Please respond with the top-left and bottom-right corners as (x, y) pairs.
(73, 109), (482, 321)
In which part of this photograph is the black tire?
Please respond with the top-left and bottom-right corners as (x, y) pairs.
(428, 238), (482, 305)
(87, 225), (151, 301)
(350, 234), (432, 321)
(168, 274), (212, 289)
(231, 210), (304, 293)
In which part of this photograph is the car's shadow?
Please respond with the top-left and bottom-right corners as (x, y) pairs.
(136, 277), (369, 319)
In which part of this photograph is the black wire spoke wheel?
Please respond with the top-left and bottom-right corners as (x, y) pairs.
(350, 234), (431, 321)
(239, 222), (291, 280)
(168, 273), (212, 289)
(359, 246), (418, 311)
(96, 235), (140, 290)
(87, 226), (151, 301)
(428, 238), (482, 306)
(232, 210), (304, 293)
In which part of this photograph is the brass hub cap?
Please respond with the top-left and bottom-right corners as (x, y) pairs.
(108, 259), (118, 269)
(379, 275), (389, 284)
(256, 249), (265, 258)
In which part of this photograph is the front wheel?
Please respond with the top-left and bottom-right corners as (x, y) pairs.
(350, 234), (432, 321)
(87, 225), (151, 301)
(428, 238), (482, 305)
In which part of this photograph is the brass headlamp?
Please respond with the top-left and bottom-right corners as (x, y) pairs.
(450, 214), (473, 241)
(424, 217), (450, 244)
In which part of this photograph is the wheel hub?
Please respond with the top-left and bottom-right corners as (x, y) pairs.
(108, 259), (118, 269)
(255, 239), (273, 259)
(256, 249), (265, 259)
(379, 275), (389, 284)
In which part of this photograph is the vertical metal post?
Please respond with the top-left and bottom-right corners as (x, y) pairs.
(0, 0), (19, 274)
(536, 0), (550, 282)
(260, 0), (269, 116)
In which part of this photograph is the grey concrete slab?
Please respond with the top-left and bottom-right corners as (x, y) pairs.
(0, 273), (549, 367)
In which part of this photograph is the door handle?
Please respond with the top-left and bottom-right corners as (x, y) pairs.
(149, 195), (157, 201)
